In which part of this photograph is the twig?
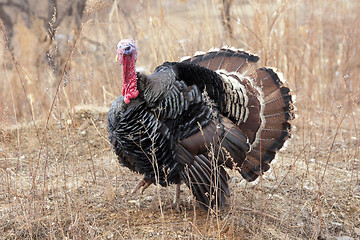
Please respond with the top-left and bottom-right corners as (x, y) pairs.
(238, 206), (281, 221)
(89, 118), (111, 145)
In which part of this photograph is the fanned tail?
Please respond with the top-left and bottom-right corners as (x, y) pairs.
(240, 67), (294, 181)
(181, 48), (294, 182)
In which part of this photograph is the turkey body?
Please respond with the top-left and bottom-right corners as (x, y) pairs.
(108, 41), (294, 209)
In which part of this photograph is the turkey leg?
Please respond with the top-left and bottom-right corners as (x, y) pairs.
(131, 178), (152, 194)
(173, 183), (181, 207)
(163, 183), (182, 211)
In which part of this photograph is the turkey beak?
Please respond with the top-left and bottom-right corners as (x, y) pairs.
(115, 49), (123, 65)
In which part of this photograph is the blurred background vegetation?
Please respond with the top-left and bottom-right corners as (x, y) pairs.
(0, 0), (359, 239)
(1, 0), (359, 124)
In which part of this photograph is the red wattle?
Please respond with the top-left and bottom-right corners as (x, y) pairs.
(124, 96), (130, 104)
(122, 54), (138, 104)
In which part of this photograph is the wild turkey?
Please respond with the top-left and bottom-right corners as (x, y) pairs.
(108, 39), (294, 210)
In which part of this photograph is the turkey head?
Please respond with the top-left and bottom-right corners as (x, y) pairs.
(116, 39), (139, 104)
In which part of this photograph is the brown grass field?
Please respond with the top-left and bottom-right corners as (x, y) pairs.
(0, 0), (359, 239)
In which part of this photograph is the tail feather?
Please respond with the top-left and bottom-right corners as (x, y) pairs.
(264, 111), (290, 124)
(182, 48), (259, 74)
(255, 138), (285, 151)
(240, 154), (271, 181)
(187, 158), (212, 206)
(195, 155), (229, 197)
(219, 117), (250, 169)
(260, 127), (290, 140)
(263, 90), (291, 114)
(253, 68), (284, 95)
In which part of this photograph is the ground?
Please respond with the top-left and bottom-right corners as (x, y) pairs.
(1, 105), (359, 239)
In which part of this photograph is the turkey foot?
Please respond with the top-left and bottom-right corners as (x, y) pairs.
(131, 178), (152, 194)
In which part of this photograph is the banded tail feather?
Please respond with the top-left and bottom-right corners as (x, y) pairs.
(181, 47), (259, 74)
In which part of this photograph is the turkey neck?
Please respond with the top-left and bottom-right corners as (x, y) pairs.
(122, 54), (139, 104)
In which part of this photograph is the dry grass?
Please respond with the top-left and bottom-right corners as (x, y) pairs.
(0, 0), (359, 239)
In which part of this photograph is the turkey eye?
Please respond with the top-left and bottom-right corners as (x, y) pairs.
(124, 46), (132, 54)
